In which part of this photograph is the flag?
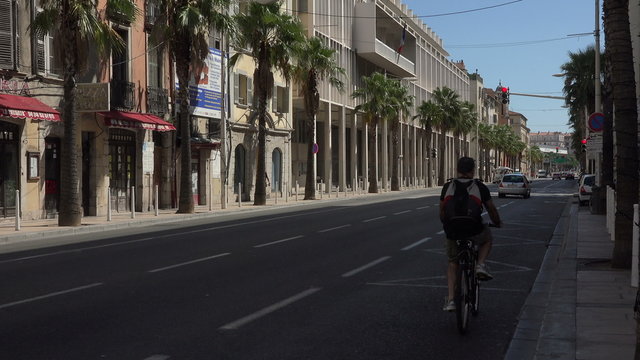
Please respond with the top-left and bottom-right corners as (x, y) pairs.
(397, 25), (407, 54)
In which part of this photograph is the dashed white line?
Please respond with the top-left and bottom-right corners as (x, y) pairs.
(318, 224), (351, 233)
(363, 216), (386, 223)
(254, 235), (304, 248)
(342, 256), (391, 278)
(393, 210), (411, 215)
(0, 282), (103, 310)
(436, 230), (445, 235)
(219, 288), (321, 330)
(401, 237), (432, 251)
(148, 253), (230, 273)
(416, 206), (430, 210)
(143, 355), (171, 360)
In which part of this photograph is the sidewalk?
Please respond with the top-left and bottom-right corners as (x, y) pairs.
(505, 200), (636, 359)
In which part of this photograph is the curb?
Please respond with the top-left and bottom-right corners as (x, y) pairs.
(504, 197), (576, 360)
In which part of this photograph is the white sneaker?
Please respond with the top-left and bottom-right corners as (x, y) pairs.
(476, 263), (493, 281)
(443, 297), (455, 312)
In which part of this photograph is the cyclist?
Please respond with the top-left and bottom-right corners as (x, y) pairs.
(440, 157), (502, 312)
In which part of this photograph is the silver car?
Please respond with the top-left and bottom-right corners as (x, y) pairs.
(498, 173), (531, 199)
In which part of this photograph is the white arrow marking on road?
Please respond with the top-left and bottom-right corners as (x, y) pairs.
(0, 282), (103, 310)
(219, 288), (321, 330)
(342, 256), (391, 278)
(148, 253), (230, 273)
(254, 235), (304, 248)
(401, 237), (432, 251)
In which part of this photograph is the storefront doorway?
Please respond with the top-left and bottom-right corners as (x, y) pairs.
(109, 129), (136, 212)
(0, 121), (19, 217)
(272, 148), (282, 192)
(44, 137), (60, 216)
(234, 145), (246, 200)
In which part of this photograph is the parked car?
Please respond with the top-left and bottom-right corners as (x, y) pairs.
(537, 169), (547, 178)
(498, 173), (531, 199)
(565, 172), (575, 180)
(551, 172), (562, 180)
(493, 166), (513, 184)
(578, 174), (596, 206)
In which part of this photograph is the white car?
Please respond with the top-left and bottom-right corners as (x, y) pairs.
(578, 174), (595, 206)
(537, 169), (547, 178)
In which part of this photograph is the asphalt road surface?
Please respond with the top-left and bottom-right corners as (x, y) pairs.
(0, 179), (576, 360)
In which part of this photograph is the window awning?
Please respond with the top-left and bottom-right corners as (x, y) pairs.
(0, 94), (61, 121)
(98, 111), (176, 131)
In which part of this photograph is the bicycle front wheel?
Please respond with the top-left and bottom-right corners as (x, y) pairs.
(455, 264), (471, 334)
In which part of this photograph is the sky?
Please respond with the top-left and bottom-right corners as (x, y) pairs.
(401, 0), (599, 133)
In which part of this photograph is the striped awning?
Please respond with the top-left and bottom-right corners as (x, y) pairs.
(0, 94), (61, 121)
(98, 111), (176, 131)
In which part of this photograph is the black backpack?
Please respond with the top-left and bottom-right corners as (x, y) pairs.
(442, 179), (484, 239)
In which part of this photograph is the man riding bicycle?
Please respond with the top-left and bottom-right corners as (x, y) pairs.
(440, 157), (502, 312)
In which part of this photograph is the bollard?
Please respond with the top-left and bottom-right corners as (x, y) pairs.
(633, 204), (639, 287)
(238, 182), (242, 208)
(296, 181), (299, 202)
(275, 181), (278, 205)
(285, 182), (288, 203)
(320, 181), (323, 199)
(15, 189), (20, 231)
(107, 187), (112, 221)
(131, 186), (135, 219)
(155, 185), (159, 216)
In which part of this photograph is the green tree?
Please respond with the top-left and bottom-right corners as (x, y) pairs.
(389, 80), (414, 191)
(291, 36), (345, 200)
(603, 0), (637, 269)
(414, 101), (442, 187)
(457, 101), (477, 158)
(352, 72), (394, 193)
(430, 87), (461, 185)
(152, 0), (231, 213)
(231, 1), (304, 205)
(30, 0), (138, 226)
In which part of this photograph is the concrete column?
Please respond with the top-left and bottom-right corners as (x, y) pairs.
(417, 129), (423, 186)
(381, 120), (389, 191)
(350, 113), (358, 189)
(362, 121), (369, 188)
(412, 124), (417, 186)
(338, 106), (346, 192)
(398, 122), (403, 189)
(324, 104), (332, 194)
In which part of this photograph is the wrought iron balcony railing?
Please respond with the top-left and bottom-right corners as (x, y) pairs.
(110, 79), (135, 111)
(147, 86), (168, 117)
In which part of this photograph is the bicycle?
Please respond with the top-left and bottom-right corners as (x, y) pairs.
(454, 223), (497, 334)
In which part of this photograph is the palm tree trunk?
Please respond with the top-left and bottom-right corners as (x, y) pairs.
(304, 113), (316, 200)
(253, 45), (271, 206)
(368, 120), (378, 193)
(604, 0), (637, 269)
(426, 129), (433, 187)
(176, 43), (194, 214)
(438, 132), (446, 185)
(601, 46), (614, 187)
(391, 120), (400, 191)
(58, 19), (82, 226)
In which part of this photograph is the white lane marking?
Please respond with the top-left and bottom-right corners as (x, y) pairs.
(436, 230), (445, 235)
(363, 216), (386, 223)
(433, 203), (439, 206)
(148, 253), (230, 273)
(499, 201), (515, 209)
(143, 355), (171, 360)
(481, 211), (488, 216)
(401, 237), (432, 251)
(342, 256), (391, 278)
(318, 224), (351, 233)
(254, 235), (304, 248)
(0, 282), (103, 310)
(485, 259), (533, 271)
(416, 206), (430, 210)
(393, 210), (411, 215)
(0, 238), (155, 264)
(219, 288), (321, 330)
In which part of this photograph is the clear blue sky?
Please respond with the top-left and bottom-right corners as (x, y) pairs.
(402, 0), (599, 133)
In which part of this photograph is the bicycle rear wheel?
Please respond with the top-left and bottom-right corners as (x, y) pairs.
(455, 264), (470, 334)
(471, 275), (480, 316)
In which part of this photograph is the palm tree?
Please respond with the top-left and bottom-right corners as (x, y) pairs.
(430, 87), (461, 185)
(352, 72), (394, 193)
(231, 1), (304, 205)
(151, 0), (231, 213)
(603, 0), (638, 269)
(389, 80), (414, 191)
(414, 101), (442, 187)
(291, 36), (345, 200)
(30, 0), (138, 226)
(457, 101), (477, 158)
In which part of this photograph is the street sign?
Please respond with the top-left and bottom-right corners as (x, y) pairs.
(588, 112), (605, 132)
(587, 134), (603, 152)
(312, 143), (319, 154)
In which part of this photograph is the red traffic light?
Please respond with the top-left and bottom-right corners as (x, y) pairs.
(501, 87), (508, 93)
(581, 139), (587, 144)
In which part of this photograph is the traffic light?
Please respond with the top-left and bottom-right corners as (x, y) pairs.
(500, 87), (509, 104)
(431, 148), (437, 158)
(581, 138), (587, 153)
(555, 146), (559, 153)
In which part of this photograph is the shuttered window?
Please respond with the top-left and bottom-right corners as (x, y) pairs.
(36, 8), (62, 77)
(0, 0), (16, 70)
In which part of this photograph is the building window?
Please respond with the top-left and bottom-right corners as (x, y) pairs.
(35, 7), (62, 78)
(0, 0), (17, 70)
(234, 73), (252, 107)
(148, 36), (162, 89)
(272, 85), (289, 113)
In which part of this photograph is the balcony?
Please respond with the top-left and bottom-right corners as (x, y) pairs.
(110, 79), (135, 111)
(147, 87), (168, 117)
(144, 1), (160, 31)
(353, 2), (416, 78)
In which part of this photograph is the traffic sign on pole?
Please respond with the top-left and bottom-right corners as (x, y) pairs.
(312, 143), (319, 154)
(588, 112), (605, 132)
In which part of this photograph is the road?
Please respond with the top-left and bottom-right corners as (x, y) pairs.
(0, 179), (576, 360)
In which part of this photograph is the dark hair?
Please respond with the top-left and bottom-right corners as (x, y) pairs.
(457, 157), (475, 174)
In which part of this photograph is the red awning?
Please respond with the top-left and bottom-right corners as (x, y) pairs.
(0, 94), (61, 121)
(98, 111), (176, 132)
